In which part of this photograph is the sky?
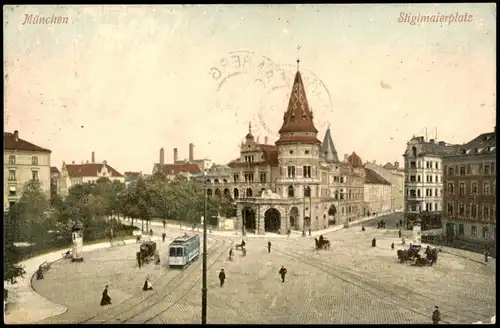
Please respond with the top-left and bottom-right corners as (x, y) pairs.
(4, 4), (497, 174)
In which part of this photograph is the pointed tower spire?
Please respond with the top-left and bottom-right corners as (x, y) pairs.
(296, 45), (301, 71)
(245, 121), (254, 140)
(321, 126), (340, 163)
(276, 58), (320, 146)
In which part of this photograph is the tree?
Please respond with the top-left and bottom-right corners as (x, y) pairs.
(135, 177), (155, 232)
(4, 210), (26, 284)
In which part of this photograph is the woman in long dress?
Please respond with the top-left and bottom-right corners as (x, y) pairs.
(100, 285), (111, 306)
(143, 278), (153, 291)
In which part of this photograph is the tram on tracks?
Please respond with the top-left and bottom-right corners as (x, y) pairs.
(168, 234), (200, 268)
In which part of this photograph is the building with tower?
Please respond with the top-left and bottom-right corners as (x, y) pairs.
(202, 60), (365, 235)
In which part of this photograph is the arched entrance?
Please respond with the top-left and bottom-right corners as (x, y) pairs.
(223, 188), (230, 198)
(264, 208), (281, 233)
(242, 207), (256, 233)
(328, 204), (337, 225)
(289, 206), (299, 230)
(233, 188), (239, 199)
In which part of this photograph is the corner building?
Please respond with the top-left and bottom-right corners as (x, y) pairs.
(213, 63), (365, 235)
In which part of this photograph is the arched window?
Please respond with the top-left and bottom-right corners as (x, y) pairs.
(214, 179), (220, 184)
(288, 186), (294, 198)
(207, 189), (213, 197)
(304, 186), (311, 197)
(234, 188), (239, 199)
(246, 188), (253, 197)
(206, 179), (211, 184)
(335, 191), (339, 199)
(214, 188), (221, 197)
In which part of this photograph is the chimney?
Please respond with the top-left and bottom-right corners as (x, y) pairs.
(264, 136), (268, 144)
(13, 130), (19, 141)
(394, 161), (399, 169)
(160, 148), (165, 166)
(173, 148), (178, 163)
(91, 151), (95, 163)
(72, 161), (75, 164)
(189, 143), (194, 162)
(344, 154), (349, 162)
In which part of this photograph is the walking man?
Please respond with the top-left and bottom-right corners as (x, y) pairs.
(228, 248), (233, 261)
(162, 232), (166, 242)
(149, 229), (153, 237)
(391, 242), (394, 250)
(287, 229), (291, 239)
(279, 265), (287, 283)
(432, 305), (441, 324)
(484, 249), (489, 263)
(268, 241), (272, 253)
(163, 220), (166, 229)
(219, 269), (226, 287)
(142, 277), (153, 291)
(398, 229), (402, 238)
(136, 251), (142, 268)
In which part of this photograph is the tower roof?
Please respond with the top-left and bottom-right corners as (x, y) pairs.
(348, 152), (363, 168)
(277, 70), (318, 135)
(245, 121), (254, 140)
(321, 127), (340, 163)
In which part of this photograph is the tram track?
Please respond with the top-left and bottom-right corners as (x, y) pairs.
(273, 246), (492, 324)
(79, 235), (232, 324)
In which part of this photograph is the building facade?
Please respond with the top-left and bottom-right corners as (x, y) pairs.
(4, 131), (51, 210)
(365, 161), (405, 211)
(442, 128), (496, 243)
(363, 167), (393, 215)
(60, 152), (125, 196)
(202, 63), (365, 235)
(50, 166), (61, 198)
(403, 136), (459, 227)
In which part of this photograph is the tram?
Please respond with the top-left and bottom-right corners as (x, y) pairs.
(168, 234), (200, 268)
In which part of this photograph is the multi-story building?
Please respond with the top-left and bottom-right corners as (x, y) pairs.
(59, 152), (125, 196)
(50, 166), (61, 197)
(365, 161), (405, 211)
(363, 167), (393, 215)
(403, 136), (459, 228)
(152, 145), (212, 175)
(4, 130), (51, 210)
(442, 128), (496, 244)
(201, 62), (365, 234)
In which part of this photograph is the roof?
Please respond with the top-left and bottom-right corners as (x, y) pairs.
(277, 69), (318, 135)
(65, 163), (124, 178)
(4, 132), (51, 153)
(364, 168), (391, 185)
(275, 135), (321, 145)
(227, 144), (278, 168)
(161, 163), (201, 175)
(124, 171), (141, 177)
(321, 127), (340, 163)
(383, 162), (397, 170)
(50, 167), (60, 173)
(453, 131), (496, 156)
(348, 152), (363, 168)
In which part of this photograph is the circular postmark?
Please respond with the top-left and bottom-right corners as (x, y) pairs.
(209, 51), (333, 139)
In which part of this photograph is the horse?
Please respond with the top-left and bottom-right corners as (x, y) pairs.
(414, 257), (430, 267)
(397, 249), (409, 263)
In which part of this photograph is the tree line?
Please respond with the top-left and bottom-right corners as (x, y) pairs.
(4, 171), (235, 284)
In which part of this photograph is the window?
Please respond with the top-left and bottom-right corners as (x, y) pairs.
(410, 205), (417, 212)
(260, 173), (267, 183)
(32, 170), (39, 181)
(409, 175), (416, 182)
(459, 165), (466, 175)
(287, 186), (294, 197)
(471, 164), (479, 175)
(447, 183), (454, 194)
(340, 177), (345, 183)
(303, 166), (312, 178)
(459, 183), (465, 195)
(233, 174), (239, 183)
(447, 166), (454, 176)
(466, 164), (471, 174)
(340, 189), (345, 200)
(471, 182), (478, 194)
(31, 156), (38, 165)
(233, 188), (239, 199)
(169, 247), (183, 257)
(434, 189), (439, 197)
(410, 161), (416, 169)
(471, 225), (477, 237)
(484, 164), (490, 175)
(483, 182), (490, 195)
(426, 161), (431, 169)
(434, 203), (438, 211)
(417, 175), (421, 182)
(409, 189), (416, 197)
(484, 205), (490, 220)
(458, 224), (464, 236)
(287, 166), (296, 178)
(471, 204), (477, 218)
(8, 186), (16, 197)
(491, 162), (496, 174)
(9, 155), (16, 164)
(333, 176), (339, 182)
(304, 186), (311, 197)
(244, 173), (254, 183)
(447, 203), (453, 216)
(435, 175), (439, 183)
(435, 162), (439, 170)
(417, 189), (421, 197)
(482, 226), (488, 239)
(459, 203), (465, 215)
(334, 190), (339, 199)
(8, 170), (16, 181)
(246, 188), (253, 197)
(426, 188), (431, 197)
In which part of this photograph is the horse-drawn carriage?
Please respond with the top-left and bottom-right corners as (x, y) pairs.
(140, 241), (157, 263)
(396, 245), (438, 267)
(315, 235), (330, 250)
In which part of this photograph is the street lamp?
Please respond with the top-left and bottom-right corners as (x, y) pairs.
(201, 171), (208, 324)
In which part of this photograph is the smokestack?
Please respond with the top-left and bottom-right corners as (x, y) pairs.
(189, 143), (194, 162)
(264, 136), (268, 144)
(344, 154), (349, 162)
(91, 151), (95, 163)
(394, 161), (399, 169)
(173, 148), (178, 163)
(13, 130), (19, 141)
(160, 148), (165, 166)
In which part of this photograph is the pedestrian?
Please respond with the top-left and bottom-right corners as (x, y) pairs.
(371, 238), (376, 247)
(391, 242), (394, 250)
(219, 269), (226, 287)
(149, 229), (153, 237)
(484, 249), (489, 263)
(287, 229), (291, 239)
(36, 265), (44, 280)
(398, 229), (402, 238)
(143, 277), (153, 291)
(136, 251), (142, 268)
(308, 228), (312, 236)
(163, 220), (166, 229)
(396, 222), (399, 229)
(432, 305), (440, 324)
(361, 226), (365, 232)
(162, 232), (166, 242)
(268, 241), (272, 253)
(279, 265), (287, 283)
(228, 248), (233, 261)
(399, 219), (403, 227)
(242, 247), (247, 257)
(100, 285), (112, 306)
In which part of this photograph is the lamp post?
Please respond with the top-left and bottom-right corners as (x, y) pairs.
(201, 171), (208, 324)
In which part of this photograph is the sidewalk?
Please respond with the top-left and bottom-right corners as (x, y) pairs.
(4, 236), (161, 324)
